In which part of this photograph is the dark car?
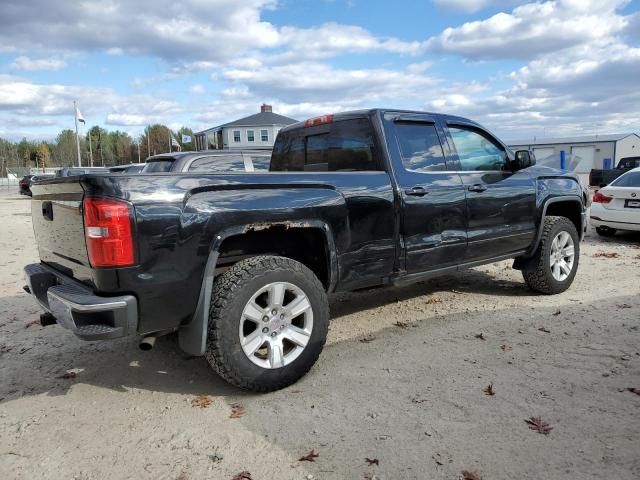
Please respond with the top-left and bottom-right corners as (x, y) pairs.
(589, 156), (640, 188)
(141, 150), (271, 173)
(19, 174), (54, 196)
(18, 175), (34, 196)
(25, 108), (586, 392)
(55, 167), (108, 177)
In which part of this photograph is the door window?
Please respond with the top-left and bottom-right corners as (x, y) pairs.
(395, 123), (447, 172)
(449, 127), (507, 171)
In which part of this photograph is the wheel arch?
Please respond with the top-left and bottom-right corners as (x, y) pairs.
(178, 220), (337, 356)
(528, 196), (584, 257)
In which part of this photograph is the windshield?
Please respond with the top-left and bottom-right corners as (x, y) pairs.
(142, 160), (174, 173)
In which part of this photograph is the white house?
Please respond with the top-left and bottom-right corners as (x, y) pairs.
(194, 105), (298, 151)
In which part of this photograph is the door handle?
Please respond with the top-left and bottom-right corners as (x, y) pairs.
(468, 184), (487, 193)
(405, 186), (429, 196)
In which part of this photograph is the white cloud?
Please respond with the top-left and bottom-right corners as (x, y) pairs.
(10, 55), (67, 71)
(432, 0), (519, 13)
(427, 0), (630, 60)
(189, 84), (206, 95)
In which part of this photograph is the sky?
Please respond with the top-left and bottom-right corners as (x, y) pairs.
(0, 0), (638, 142)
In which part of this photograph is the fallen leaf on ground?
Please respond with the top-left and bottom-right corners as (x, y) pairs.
(538, 327), (551, 333)
(593, 251), (619, 258)
(462, 470), (482, 480)
(231, 471), (253, 480)
(394, 321), (409, 329)
(482, 384), (495, 396)
(474, 333), (486, 340)
(552, 310), (561, 316)
(230, 402), (245, 418)
(525, 416), (553, 434)
(500, 344), (512, 352)
(365, 458), (379, 466)
(626, 387), (640, 396)
(191, 395), (212, 408)
(432, 453), (446, 466)
(425, 297), (443, 305)
(360, 335), (376, 343)
(58, 371), (77, 380)
(24, 320), (40, 328)
(299, 449), (319, 462)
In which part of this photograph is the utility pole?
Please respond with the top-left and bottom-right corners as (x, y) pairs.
(146, 127), (151, 158)
(88, 131), (94, 167)
(73, 100), (81, 167)
(168, 127), (172, 153)
(137, 140), (141, 163)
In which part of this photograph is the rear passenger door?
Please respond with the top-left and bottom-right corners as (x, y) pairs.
(389, 116), (468, 273)
(444, 123), (536, 261)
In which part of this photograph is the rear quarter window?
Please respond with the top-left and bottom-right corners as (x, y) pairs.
(142, 160), (174, 173)
(188, 155), (247, 173)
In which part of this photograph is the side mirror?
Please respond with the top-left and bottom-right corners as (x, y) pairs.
(513, 150), (535, 170)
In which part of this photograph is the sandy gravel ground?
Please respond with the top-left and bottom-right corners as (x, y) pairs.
(0, 187), (639, 480)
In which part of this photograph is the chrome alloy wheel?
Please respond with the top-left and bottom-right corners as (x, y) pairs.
(239, 282), (313, 369)
(549, 231), (575, 282)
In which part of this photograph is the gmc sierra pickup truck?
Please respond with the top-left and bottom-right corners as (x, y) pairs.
(24, 109), (587, 392)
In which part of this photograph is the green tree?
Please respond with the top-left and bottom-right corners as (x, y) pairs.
(53, 129), (78, 167)
(36, 143), (50, 169)
(17, 138), (36, 168)
(141, 124), (174, 158)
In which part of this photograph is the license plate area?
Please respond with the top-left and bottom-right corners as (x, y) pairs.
(624, 199), (640, 208)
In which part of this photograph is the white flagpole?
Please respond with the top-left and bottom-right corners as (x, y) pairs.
(74, 100), (82, 167)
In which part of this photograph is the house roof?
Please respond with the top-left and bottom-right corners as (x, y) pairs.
(195, 111), (298, 135)
(507, 133), (639, 146)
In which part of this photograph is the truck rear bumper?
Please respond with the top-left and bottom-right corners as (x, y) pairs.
(24, 263), (138, 340)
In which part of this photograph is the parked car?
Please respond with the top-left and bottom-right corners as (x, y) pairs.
(589, 156), (640, 188)
(591, 167), (640, 236)
(141, 150), (271, 173)
(18, 175), (34, 196)
(24, 109), (586, 392)
(109, 163), (146, 174)
(19, 174), (55, 196)
(55, 167), (108, 177)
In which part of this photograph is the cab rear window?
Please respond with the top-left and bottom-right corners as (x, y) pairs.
(271, 118), (380, 172)
(142, 160), (174, 173)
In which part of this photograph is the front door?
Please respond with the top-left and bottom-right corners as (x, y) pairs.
(390, 118), (468, 273)
(444, 124), (537, 261)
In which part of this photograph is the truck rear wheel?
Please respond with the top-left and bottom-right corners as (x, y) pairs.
(205, 255), (329, 392)
(522, 216), (580, 295)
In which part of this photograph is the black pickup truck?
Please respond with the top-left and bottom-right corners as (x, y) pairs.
(24, 109), (587, 392)
(589, 156), (640, 187)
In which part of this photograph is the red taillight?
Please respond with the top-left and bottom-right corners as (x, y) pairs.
(304, 114), (333, 127)
(592, 191), (613, 204)
(83, 197), (135, 267)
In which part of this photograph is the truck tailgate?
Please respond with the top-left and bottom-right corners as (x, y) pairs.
(30, 179), (92, 282)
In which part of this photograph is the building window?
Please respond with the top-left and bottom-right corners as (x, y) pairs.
(261, 129), (269, 142)
(233, 130), (241, 143)
(247, 130), (255, 142)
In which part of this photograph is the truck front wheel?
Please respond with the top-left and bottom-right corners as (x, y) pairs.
(522, 216), (580, 295)
(205, 255), (329, 392)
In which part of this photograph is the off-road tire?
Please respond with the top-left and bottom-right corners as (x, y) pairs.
(595, 226), (617, 237)
(205, 255), (329, 392)
(522, 216), (580, 295)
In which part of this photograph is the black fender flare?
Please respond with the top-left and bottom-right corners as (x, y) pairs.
(178, 220), (338, 356)
(516, 195), (585, 266)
